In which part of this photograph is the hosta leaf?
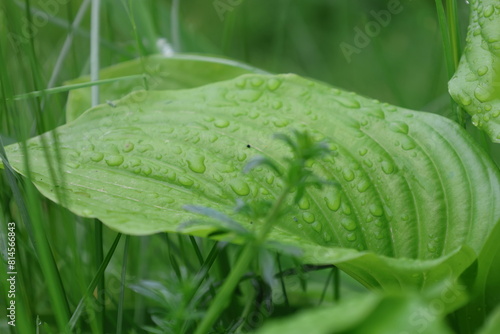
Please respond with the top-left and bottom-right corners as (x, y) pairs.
(253, 292), (456, 334)
(65, 54), (267, 122)
(4, 74), (500, 292)
(449, 0), (500, 142)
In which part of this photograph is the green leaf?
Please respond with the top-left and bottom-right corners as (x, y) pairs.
(65, 54), (268, 122)
(253, 292), (456, 334)
(448, 0), (500, 142)
(5, 73), (500, 293)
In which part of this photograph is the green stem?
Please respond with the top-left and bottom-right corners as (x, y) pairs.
(193, 243), (255, 334)
(194, 188), (290, 334)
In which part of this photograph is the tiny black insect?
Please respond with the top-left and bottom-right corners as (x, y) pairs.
(246, 144), (251, 148)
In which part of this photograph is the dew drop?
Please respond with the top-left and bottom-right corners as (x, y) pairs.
(341, 218), (357, 231)
(239, 90), (263, 102)
(105, 155), (124, 166)
(357, 179), (370, 193)
(142, 166), (152, 176)
(472, 114), (480, 126)
(483, 4), (494, 17)
(273, 119), (289, 128)
(272, 101), (283, 110)
(302, 212), (315, 224)
(129, 158), (142, 167)
(267, 78), (282, 91)
(90, 152), (104, 162)
(358, 148), (368, 156)
(230, 180), (251, 196)
(207, 134), (218, 143)
(324, 192), (342, 212)
(342, 202), (352, 215)
(298, 197), (310, 210)
(265, 175), (275, 185)
(381, 161), (395, 174)
(163, 198), (175, 205)
(477, 66), (489, 76)
(123, 142), (134, 153)
(235, 78), (246, 88)
(249, 111), (260, 119)
(237, 152), (247, 162)
(178, 176), (194, 187)
(311, 221), (322, 233)
(166, 171), (177, 181)
(336, 96), (360, 108)
(342, 168), (355, 182)
(369, 204), (384, 217)
(474, 85), (491, 102)
(251, 77), (264, 87)
(187, 156), (207, 174)
(346, 233), (357, 241)
(368, 108), (385, 119)
(401, 137), (416, 151)
(66, 162), (80, 169)
(214, 120), (230, 128)
(389, 121), (409, 134)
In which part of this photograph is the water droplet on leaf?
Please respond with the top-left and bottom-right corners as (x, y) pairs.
(188, 156), (207, 174)
(106, 155), (124, 167)
(302, 212), (315, 223)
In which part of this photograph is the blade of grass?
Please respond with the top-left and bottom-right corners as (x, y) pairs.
(116, 235), (130, 334)
(11, 75), (144, 101)
(90, 2), (104, 332)
(171, 0), (180, 51)
(446, 0), (461, 69)
(12, 1), (72, 330)
(94, 220), (104, 332)
(276, 253), (289, 307)
(13, 0), (134, 57)
(46, 0), (92, 90)
(318, 268), (335, 305)
(90, 0), (101, 107)
(121, 0), (150, 89)
(68, 233), (122, 331)
(333, 266), (340, 302)
(434, 0), (466, 127)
